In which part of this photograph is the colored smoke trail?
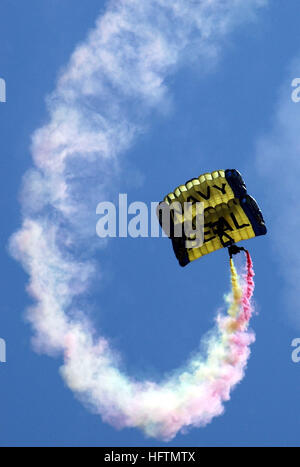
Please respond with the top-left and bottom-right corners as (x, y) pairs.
(9, 0), (264, 440)
(59, 253), (256, 441)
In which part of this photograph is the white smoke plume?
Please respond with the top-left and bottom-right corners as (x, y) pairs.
(10, 0), (267, 439)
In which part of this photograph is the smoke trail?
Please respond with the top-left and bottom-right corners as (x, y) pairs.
(10, 0), (264, 439)
(61, 253), (255, 440)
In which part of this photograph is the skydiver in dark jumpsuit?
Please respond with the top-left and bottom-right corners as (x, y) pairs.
(215, 217), (247, 259)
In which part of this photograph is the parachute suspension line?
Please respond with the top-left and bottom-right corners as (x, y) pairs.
(215, 217), (234, 247)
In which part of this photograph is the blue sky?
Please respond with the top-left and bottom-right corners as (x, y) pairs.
(1, 0), (300, 447)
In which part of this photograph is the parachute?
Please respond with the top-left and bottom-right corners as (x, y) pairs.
(158, 169), (267, 266)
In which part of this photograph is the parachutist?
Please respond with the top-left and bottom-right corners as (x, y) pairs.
(158, 169), (267, 266)
(228, 244), (246, 258)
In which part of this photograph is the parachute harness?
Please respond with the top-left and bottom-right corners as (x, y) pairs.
(228, 244), (247, 259)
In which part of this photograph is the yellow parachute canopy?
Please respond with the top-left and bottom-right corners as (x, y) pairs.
(157, 169), (267, 266)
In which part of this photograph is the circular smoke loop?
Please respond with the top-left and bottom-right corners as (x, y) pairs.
(10, 0), (265, 440)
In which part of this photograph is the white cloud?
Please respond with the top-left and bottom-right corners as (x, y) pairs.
(256, 57), (300, 327)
